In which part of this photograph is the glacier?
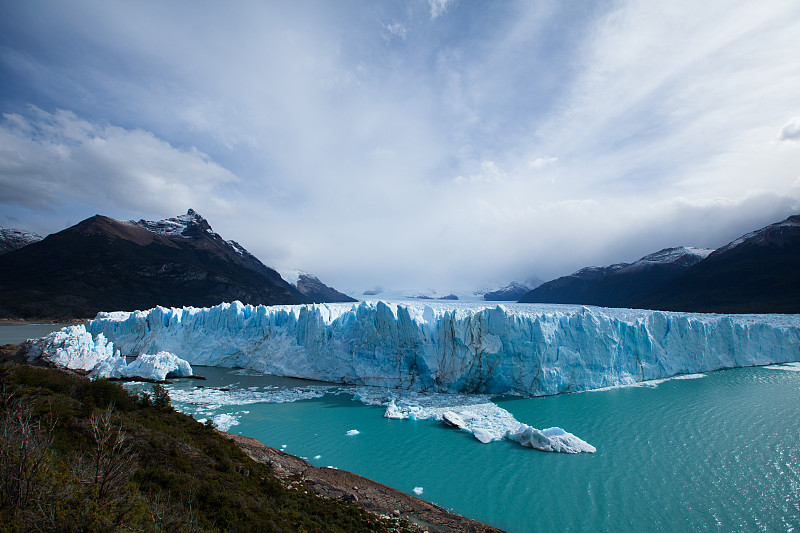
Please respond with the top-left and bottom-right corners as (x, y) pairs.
(114, 351), (193, 381)
(78, 300), (800, 397)
(24, 326), (193, 381)
(25, 324), (119, 372)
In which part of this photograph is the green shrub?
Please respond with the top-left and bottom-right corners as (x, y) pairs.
(0, 364), (393, 532)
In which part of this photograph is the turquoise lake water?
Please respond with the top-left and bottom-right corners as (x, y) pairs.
(145, 364), (800, 533)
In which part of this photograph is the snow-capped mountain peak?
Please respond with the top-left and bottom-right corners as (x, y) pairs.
(625, 246), (714, 271)
(570, 246), (714, 278)
(279, 269), (307, 286)
(716, 214), (800, 254)
(132, 208), (214, 238)
(0, 227), (43, 255)
(483, 279), (543, 301)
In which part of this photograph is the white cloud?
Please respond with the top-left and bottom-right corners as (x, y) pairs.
(2, 1), (800, 291)
(381, 22), (408, 42)
(453, 160), (507, 185)
(0, 108), (238, 216)
(529, 0), (800, 197)
(428, 0), (455, 19)
(529, 157), (558, 169)
(780, 117), (800, 142)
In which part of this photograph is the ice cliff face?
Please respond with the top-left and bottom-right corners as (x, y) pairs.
(83, 301), (800, 396)
(25, 325), (118, 371)
(24, 325), (193, 381)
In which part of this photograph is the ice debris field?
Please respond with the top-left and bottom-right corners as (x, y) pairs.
(24, 300), (800, 454)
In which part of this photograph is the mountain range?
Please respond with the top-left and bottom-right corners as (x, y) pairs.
(3, 211), (798, 317)
(0, 210), (352, 319)
(520, 214), (800, 313)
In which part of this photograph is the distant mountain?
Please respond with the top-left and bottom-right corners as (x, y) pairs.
(634, 214), (800, 313)
(348, 286), (486, 302)
(519, 246), (713, 308)
(483, 279), (542, 301)
(280, 271), (356, 303)
(361, 286), (385, 296)
(520, 214), (800, 313)
(0, 210), (310, 319)
(0, 227), (43, 255)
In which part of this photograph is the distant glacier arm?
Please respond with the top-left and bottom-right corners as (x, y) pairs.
(78, 301), (800, 396)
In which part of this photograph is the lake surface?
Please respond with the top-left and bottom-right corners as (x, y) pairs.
(0, 323), (69, 345)
(142, 363), (800, 532)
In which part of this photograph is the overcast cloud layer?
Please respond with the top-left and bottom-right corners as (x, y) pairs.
(2, 0), (800, 292)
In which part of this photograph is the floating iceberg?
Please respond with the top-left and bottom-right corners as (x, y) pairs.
(358, 389), (593, 451)
(81, 300), (800, 396)
(441, 411), (467, 429)
(507, 425), (596, 454)
(472, 428), (495, 444)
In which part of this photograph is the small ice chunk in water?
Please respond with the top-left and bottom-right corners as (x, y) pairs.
(763, 362), (800, 372)
(211, 413), (239, 432)
(384, 399), (404, 419)
(314, 455), (322, 460)
(346, 429), (360, 436)
(413, 487), (423, 495)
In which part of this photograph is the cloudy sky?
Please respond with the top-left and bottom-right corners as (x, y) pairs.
(2, 0), (800, 293)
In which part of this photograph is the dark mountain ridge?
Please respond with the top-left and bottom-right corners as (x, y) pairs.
(520, 214), (800, 314)
(292, 272), (357, 303)
(634, 214), (800, 313)
(0, 210), (310, 319)
(519, 246), (712, 308)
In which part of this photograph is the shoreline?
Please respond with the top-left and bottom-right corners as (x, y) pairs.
(2, 340), (501, 533)
(0, 318), (87, 325)
(224, 431), (503, 533)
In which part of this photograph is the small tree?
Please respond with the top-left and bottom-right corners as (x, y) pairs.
(87, 404), (137, 501)
(151, 384), (171, 412)
(0, 387), (56, 512)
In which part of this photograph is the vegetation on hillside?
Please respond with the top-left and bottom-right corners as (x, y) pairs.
(0, 364), (401, 532)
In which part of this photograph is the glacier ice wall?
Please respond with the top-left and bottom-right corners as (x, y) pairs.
(25, 325), (118, 371)
(84, 300), (800, 396)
